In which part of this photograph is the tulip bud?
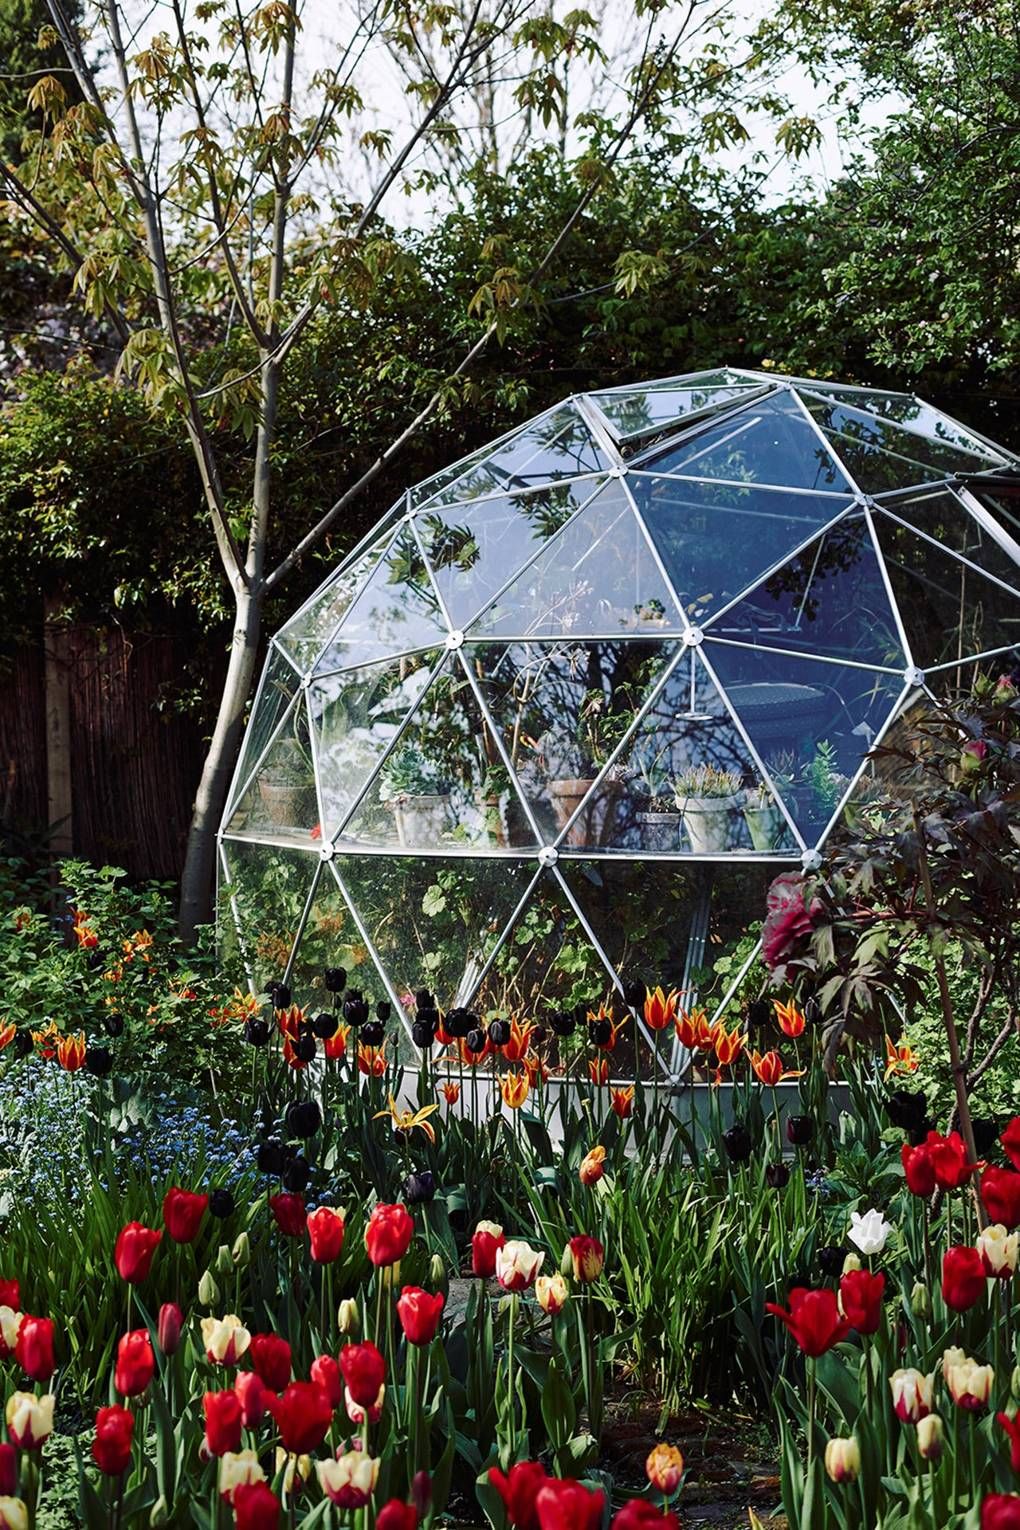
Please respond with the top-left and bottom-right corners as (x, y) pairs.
(198, 1270), (219, 1308)
(824, 1436), (860, 1484)
(214, 1244), (234, 1278)
(157, 1302), (183, 1356)
(559, 1245), (574, 1279)
(338, 1300), (360, 1336)
(1011, 1365), (1020, 1402)
(842, 1253), (862, 1275)
(646, 1443), (684, 1495)
(916, 1414), (943, 1461)
(535, 1273), (569, 1316)
(149, 1495), (169, 1527)
(231, 1232), (250, 1269)
(411, 1471), (432, 1517)
(910, 1282), (931, 1319)
(429, 1254), (447, 1297)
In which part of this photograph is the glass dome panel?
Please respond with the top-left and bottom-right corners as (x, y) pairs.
(225, 691), (319, 845)
(588, 382), (764, 440)
(794, 384), (1010, 464)
(637, 392), (851, 492)
(414, 404), (608, 510)
(799, 392), (992, 492)
(321, 523), (448, 661)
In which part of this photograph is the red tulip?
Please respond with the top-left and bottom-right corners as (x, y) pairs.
(839, 1269), (886, 1336)
(203, 1390), (243, 1456)
(942, 1246), (987, 1312)
(998, 1412), (1020, 1473)
(339, 1341), (386, 1407)
(233, 1481), (281, 1530)
(92, 1404), (134, 1476)
(611, 1505), (680, 1530)
(0, 1442), (14, 1495)
(114, 1222), (163, 1283)
(15, 1315), (55, 1382)
(158, 1302), (184, 1356)
(766, 1288), (852, 1357)
(307, 1206), (346, 1264)
(0, 1281), (19, 1311)
(983, 1168), (1020, 1230)
(471, 1222), (505, 1278)
(568, 1235), (605, 1283)
(397, 1287), (445, 1346)
(535, 1477), (605, 1530)
(901, 1141), (936, 1198)
(115, 1329), (155, 1397)
(1003, 1119), (1020, 1173)
(488, 1462), (549, 1529)
(234, 1371), (267, 1428)
(365, 1203), (414, 1267)
(310, 1353), (342, 1408)
(162, 1186), (209, 1244)
(248, 1333), (292, 1393)
(375, 1504), (419, 1530)
(268, 1382), (332, 1454)
(926, 1131), (978, 1191)
(983, 1495), (1020, 1529)
(269, 1193), (306, 1238)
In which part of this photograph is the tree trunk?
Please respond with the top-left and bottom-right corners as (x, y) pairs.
(178, 586), (263, 943)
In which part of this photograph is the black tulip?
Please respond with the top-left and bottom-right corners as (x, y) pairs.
(87, 948), (106, 971)
(550, 1010), (575, 1038)
(210, 1187), (235, 1218)
(415, 989), (433, 1010)
(411, 1020), (435, 1049)
(972, 1117), (1000, 1157)
(445, 1007), (472, 1039)
(257, 1140), (285, 1176)
(588, 1019), (612, 1047)
(573, 1002), (592, 1027)
(885, 1089), (929, 1130)
(465, 1028), (487, 1055)
(722, 1123), (753, 1163)
(803, 997), (822, 1027)
(294, 1033), (317, 1063)
(244, 1016), (270, 1047)
(311, 1012), (337, 1039)
(746, 999), (770, 1029)
(818, 1244), (847, 1279)
(786, 1114), (814, 1147)
(766, 1161), (790, 1189)
(908, 1117), (936, 1147)
(531, 1026), (547, 1046)
(282, 1155), (311, 1192)
(85, 1044), (113, 1077)
(324, 967), (347, 994)
(623, 979), (647, 1009)
(376, 1001), (391, 1022)
(361, 1020), (385, 1047)
(343, 993), (370, 1027)
(266, 982), (291, 1008)
(286, 1099), (322, 1139)
(488, 1019), (511, 1047)
(103, 1013), (125, 1039)
(403, 1170), (435, 1205)
(13, 1030), (34, 1059)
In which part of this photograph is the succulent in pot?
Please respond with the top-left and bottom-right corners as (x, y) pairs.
(379, 743), (453, 848)
(673, 764), (744, 853)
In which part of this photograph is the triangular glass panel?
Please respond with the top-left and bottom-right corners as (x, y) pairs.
(635, 392), (851, 492)
(629, 474), (854, 625)
(799, 392), (993, 493)
(280, 861), (370, 1012)
(331, 852), (536, 1013)
(225, 692), (321, 845)
(226, 648), (304, 814)
(415, 404), (608, 510)
(588, 382), (763, 440)
(871, 510), (1020, 670)
(276, 534), (390, 672)
(471, 638), (678, 844)
(218, 838), (319, 997)
(793, 384), (1011, 465)
(705, 513), (906, 668)
(572, 649), (797, 855)
(702, 641), (904, 845)
(341, 654), (540, 852)
(879, 489), (1020, 590)
(307, 650), (438, 838)
(318, 523), (448, 663)
(413, 476), (604, 630)
(468, 479), (685, 639)
(837, 691), (937, 837)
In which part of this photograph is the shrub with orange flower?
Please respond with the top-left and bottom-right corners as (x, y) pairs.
(0, 1022), (15, 1052)
(885, 1036), (920, 1079)
(72, 908), (98, 949)
(208, 988), (259, 1027)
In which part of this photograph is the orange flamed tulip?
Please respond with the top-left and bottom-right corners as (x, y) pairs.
(579, 1146), (606, 1186)
(440, 1081), (460, 1105)
(885, 1035), (920, 1079)
(675, 1007), (715, 1051)
(0, 1022), (15, 1052)
(455, 1035), (492, 1068)
(56, 1032), (86, 1072)
(324, 1022), (350, 1060)
(357, 1044), (387, 1077)
(500, 1071), (530, 1110)
(714, 1024), (747, 1068)
(501, 1017), (535, 1063)
(610, 1086), (635, 1119)
(773, 999), (805, 1038)
(643, 986), (680, 1032)
(751, 1049), (804, 1087)
(588, 1056), (610, 1086)
(276, 1005), (306, 1042)
(523, 1051), (549, 1087)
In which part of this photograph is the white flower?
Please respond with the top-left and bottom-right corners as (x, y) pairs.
(218, 1451), (265, 1502)
(848, 1208), (891, 1256)
(495, 1239), (545, 1293)
(200, 1314), (251, 1364)
(318, 1452), (380, 1507)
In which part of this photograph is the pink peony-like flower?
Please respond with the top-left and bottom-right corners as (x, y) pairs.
(762, 873), (824, 973)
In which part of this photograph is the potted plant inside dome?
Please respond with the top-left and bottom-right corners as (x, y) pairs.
(256, 732), (316, 831)
(547, 689), (632, 847)
(673, 763), (744, 853)
(379, 743), (453, 848)
(743, 750), (797, 851)
(632, 746), (681, 850)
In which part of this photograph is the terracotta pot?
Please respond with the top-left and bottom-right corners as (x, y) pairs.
(548, 777), (620, 848)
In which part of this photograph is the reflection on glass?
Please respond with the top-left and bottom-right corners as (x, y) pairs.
(880, 491), (1020, 588)
(630, 475), (852, 624)
(590, 383), (760, 439)
(219, 839), (318, 993)
(226, 692), (319, 844)
(706, 513), (905, 667)
(800, 392), (992, 493)
(638, 393), (850, 491)
(276, 535), (390, 673)
(227, 648), (303, 812)
(414, 405), (606, 510)
(319, 524), (447, 662)
(797, 384), (1010, 464)
(470, 481), (685, 638)
(414, 477), (602, 629)
(704, 643), (903, 842)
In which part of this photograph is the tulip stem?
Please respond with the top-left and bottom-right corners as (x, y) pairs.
(506, 1292), (517, 1462)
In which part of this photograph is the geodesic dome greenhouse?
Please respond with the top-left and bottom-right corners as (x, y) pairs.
(218, 368), (1020, 1076)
